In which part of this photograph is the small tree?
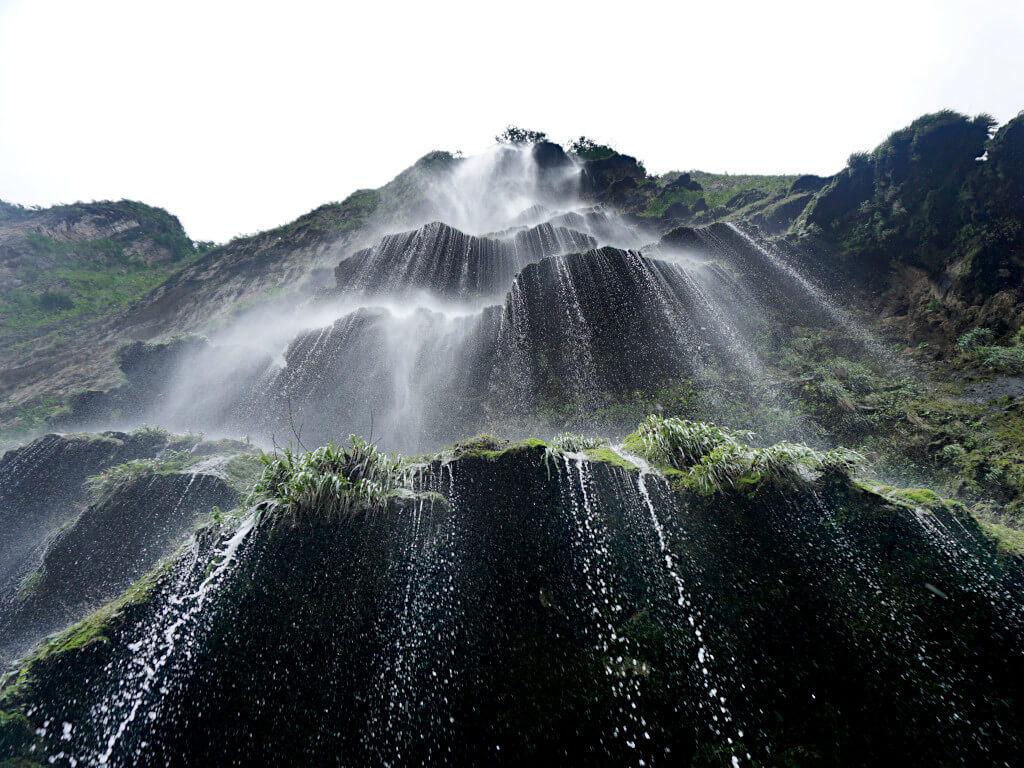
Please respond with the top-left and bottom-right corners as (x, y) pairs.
(568, 136), (598, 154)
(495, 125), (548, 145)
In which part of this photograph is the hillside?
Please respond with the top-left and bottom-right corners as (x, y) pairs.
(1, 111), (1024, 767)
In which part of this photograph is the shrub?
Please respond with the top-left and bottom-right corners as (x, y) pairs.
(638, 415), (754, 470)
(550, 433), (608, 452)
(957, 327), (995, 352)
(636, 415), (862, 493)
(247, 437), (404, 524)
(980, 345), (1024, 374)
(495, 126), (547, 145)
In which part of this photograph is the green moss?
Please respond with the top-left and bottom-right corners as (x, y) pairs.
(15, 573), (41, 602)
(451, 434), (510, 459)
(889, 488), (942, 507)
(1, 562), (169, 708)
(978, 520), (1024, 556)
(0, 710), (42, 764)
(620, 430), (646, 457)
(222, 454), (265, 494)
(584, 447), (638, 472)
(449, 436), (549, 462)
(84, 451), (199, 502)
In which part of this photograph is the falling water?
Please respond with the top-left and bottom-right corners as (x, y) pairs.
(724, 223), (904, 368)
(610, 445), (746, 763)
(77, 513), (258, 766)
(554, 453), (649, 761)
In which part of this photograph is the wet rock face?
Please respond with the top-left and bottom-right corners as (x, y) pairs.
(494, 247), (731, 412)
(0, 471), (238, 660)
(0, 431), (173, 579)
(3, 448), (1022, 767)
(239, 305), (501, 451)
(333, 220), (596, 299)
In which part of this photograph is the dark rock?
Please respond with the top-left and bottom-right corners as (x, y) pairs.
(5, 449), (1022, 766)
(666, 172), (703, 192)
(332, 220), (595, 299)
(0, 471), (238, 659)
(788, 174), (830, 196)
(725, 188), (768, 209)
(530, 141), (572, 170)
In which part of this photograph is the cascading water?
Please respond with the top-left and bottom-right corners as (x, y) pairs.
(5, 137), (1024, 768)
(69, 513), (258, 766)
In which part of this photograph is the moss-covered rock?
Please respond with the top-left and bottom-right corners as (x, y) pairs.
(1, 431), (1020, 766)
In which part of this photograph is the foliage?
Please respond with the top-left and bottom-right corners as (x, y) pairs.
(567, 136), (615, 161)
(803, 110), (1024, 298)
(636, 415), (861, 494)
(978, 519), (1024, 556)
(0, 234), (193, 339)
(957, 327), (995, 352)
(638, 415), (753, 470)
(549, 433), (607, 452)
(495, 126), (548, 145)
(957, 327), (1024, 373)
(258, 188), (380, 242)
(246, 437), (405, 524)
(640, 171), (797, 220)
(84, 450), (196, 502)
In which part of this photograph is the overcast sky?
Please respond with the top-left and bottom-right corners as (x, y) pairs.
(1, 0), (1022, 242)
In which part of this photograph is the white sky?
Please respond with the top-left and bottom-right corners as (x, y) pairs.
(1, 0), (1022, 243)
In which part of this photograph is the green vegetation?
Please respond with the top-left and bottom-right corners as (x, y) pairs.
(246, 437), (405, 524)
(0, 235), (192, 337)
(751, 323), (1024, 527)
(257, 188), (380, 242)
(568, 136), (616, 161)
(549, 433), (607, 452)
(85, 451), (195, 502)
(978, 519), (1024, 556)
(221, 454), (265, 494)
(582, 447), (638, 472)
(688, 172), (799, 210)
(634, 415), (861, 494)
(641, 186), (704, 218)
(802, 110), (1024, 300)
(0, 563), (169, 709)
(0, 199), (200, 343)
(0, 708), (41, 765)
(495, 126), (547, 145)
(640, 171), (798, 219)
(957, 327), (1024, 373)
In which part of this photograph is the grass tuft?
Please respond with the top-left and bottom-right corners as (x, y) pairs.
(636, 415), (862, 494)
(246, 437), (405, 524)
(549, 433), (607, 452)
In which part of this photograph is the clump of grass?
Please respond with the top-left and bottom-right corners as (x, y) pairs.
(638, 415), (753, 470)
(84, 449), (196, 502)
(549, 433), (607, 452)
(956, 327), (1024, 374)
(85, 458), (159, 501)
(131, 424), (171, 441)
(978, 345), (1024, 374)
(636, 415), (861, 494)
(957, 327), (995, 352)
(246, 437), (405, 525)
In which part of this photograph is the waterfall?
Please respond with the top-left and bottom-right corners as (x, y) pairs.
(81, 513), (258, 766)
